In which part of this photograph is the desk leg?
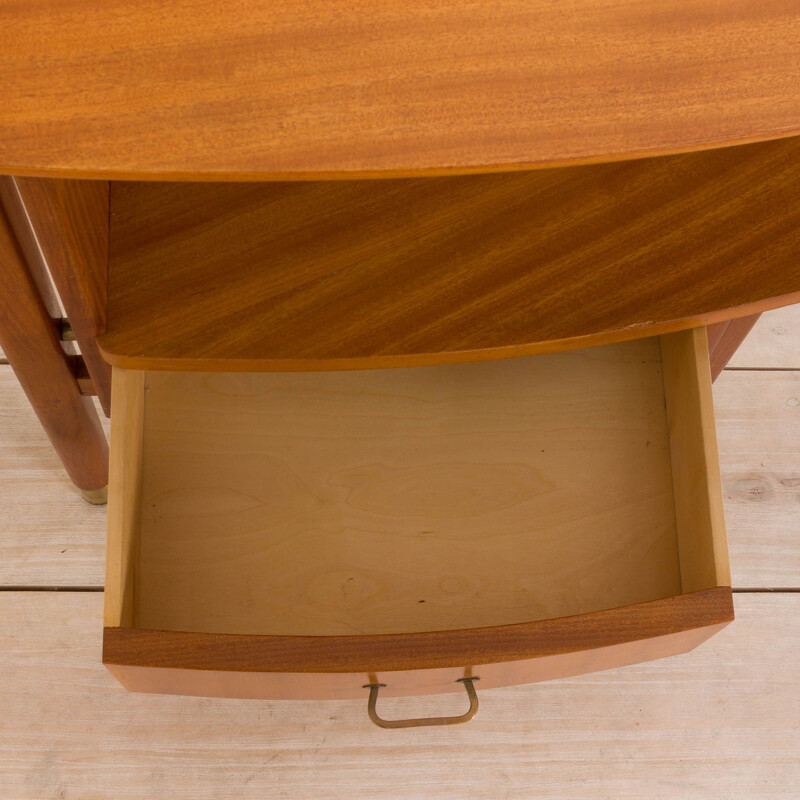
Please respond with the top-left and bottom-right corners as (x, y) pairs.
(0, 190), (108, 503)
(10, 176), (112, 416)
(707, 314), (762, 381)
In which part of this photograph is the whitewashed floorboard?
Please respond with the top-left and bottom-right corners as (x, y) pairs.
(727, 305), (800, 370)
(0, 367), (108, 586)
(0, 592), (798, 800)
(714, 370), (800, 587)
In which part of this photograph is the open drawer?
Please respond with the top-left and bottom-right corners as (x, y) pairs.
(103, 328), (733, 708)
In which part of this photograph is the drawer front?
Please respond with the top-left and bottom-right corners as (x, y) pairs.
(104, 590), (732, 700)
(103, 328), (732, 701)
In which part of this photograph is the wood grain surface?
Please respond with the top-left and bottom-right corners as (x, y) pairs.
(100, 137), (800, 371)
(0, 308), (799, 796)
(0, 369), (108, 586)
(0, 195), (108, 491)
(1, 1), (800, 179)
(714, 369), (800, 588)
(4, 310), (797, 590)
(11, 177), (112, 414)
(104, 369), (145, 628)
(728, 305), (800, 368)
(103, 588), (732, 677)
(124, 339), (693, 640)
(0, 178), (63, 322)
(102, 333), (730, 695)
(661, 329), (729, 593)
(2, 593), (798, 799)
(105, 622), (730, 701)
(708, 314), (763, 380)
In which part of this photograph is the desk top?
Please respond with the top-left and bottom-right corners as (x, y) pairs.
(2, 0), (800, 180)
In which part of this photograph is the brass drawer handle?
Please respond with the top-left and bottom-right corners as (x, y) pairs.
(363, 677), (479, 729)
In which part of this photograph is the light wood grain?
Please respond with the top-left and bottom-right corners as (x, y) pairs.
(0, 368), (108, 586)
(1, 592), (798, 799)
(1, 356), (796, 592)
(127, 338), (688, 637)
(661, 329), (730, 592)
(1, 1), (800, 179)
(104, 369), (145, 627)
(714, 369), (800, 588)
(101, 137), (800, 371)
(727, 304), (800, 369)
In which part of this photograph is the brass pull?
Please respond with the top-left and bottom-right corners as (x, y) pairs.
(363, 677), (479, 729)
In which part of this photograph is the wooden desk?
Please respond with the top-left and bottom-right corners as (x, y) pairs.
(1, 0), (798, 725)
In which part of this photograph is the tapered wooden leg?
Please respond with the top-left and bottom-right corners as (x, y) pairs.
(0, 194), (108, 500)
(9, 176), (111, 416)
(706, 314), (762, 381)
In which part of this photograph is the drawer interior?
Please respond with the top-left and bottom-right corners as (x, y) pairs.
(105, 329), (729, 638)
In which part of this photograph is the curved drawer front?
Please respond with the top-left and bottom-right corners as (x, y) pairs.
(104, 590), (732, 700)
(103, 328), (732, 699)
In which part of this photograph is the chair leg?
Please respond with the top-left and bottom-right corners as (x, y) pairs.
(0, 196), (108, 502)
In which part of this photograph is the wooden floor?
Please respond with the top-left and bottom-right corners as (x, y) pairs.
(1, 308), (799, 798)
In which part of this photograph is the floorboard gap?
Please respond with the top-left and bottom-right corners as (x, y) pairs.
(724, 366), (800, 372)
(0, 585), (104, 592)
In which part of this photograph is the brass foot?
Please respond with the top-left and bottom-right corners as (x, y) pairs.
(79, 485), (108, 505)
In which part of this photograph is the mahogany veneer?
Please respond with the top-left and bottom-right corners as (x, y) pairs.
(0, 183), (109, 494)
(10, 177), (112, 415)
(1, 0), (800, 179)
(100, 137), (800, 372)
